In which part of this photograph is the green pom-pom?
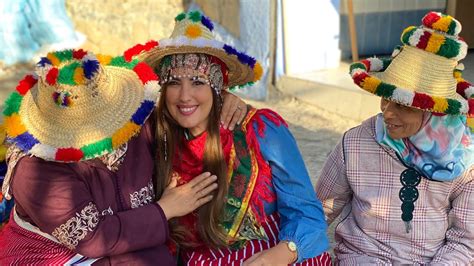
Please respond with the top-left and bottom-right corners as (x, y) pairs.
(189, 11), (202, 22)
(175, 12), (186, 21)
(447, 21), (457, 36)
(81, 138), (113, 159)
(54, 50), (73, 62)
(58, 62), (81, 85)
(401, 27), (416, 45)
(376, 83), (396, 98)
(437, 38), (460, 59)
(349, 62), (366, 73)
(3, 92), (23, 116)
(381, 58), (392, 70)
(109, 56), (139, 69)
(445, 98), (462, 114)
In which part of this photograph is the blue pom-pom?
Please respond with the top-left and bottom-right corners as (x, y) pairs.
(131, 100), (155, 125)
(0, 162), (7, 177)
(223, 45), (238, 56)
(236, 52), (256, 68)
(201, 15), (214, 31)
(14, 132), (40, 151)
(37, 57), (52, 67)
(83, 59), (100, 80)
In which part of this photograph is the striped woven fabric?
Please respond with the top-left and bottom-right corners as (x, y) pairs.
(182, 213), (332, 266)
(0, 212), (94, 265)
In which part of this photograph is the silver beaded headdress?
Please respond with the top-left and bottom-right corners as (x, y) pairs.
(157, 53), (226, 94)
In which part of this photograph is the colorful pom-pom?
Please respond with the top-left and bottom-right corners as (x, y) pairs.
(201, 15), (214, 31)
(185, 24), (202, 39)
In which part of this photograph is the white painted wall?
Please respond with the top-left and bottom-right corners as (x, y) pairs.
(282, 0), (341, 75)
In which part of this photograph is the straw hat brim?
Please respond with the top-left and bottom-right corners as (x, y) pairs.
(4, 63), (160, 162)
(138, 39), (255, 88)
(349, 47), (471, 115)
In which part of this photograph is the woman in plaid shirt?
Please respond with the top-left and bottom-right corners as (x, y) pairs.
(316, 12), (474, 264)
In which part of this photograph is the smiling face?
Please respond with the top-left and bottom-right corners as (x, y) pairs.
(164, 71), (213, 136)
(380, 98), (424, 139)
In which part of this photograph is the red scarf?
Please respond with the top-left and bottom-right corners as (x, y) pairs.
(171, 109), (286, 246)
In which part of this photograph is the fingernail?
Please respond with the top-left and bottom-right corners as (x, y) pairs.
(229, 126), (234, 130)
(211, 175), (217, 180)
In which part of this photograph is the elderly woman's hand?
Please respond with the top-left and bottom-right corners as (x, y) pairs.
(157, 172), (218, 220)
(221, 90), (247, 130)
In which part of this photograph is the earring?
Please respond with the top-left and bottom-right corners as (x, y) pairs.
(163, 130), (168, 162)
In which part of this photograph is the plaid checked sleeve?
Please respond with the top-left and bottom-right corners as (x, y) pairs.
(315, 134), (352, 225)
(431, 169), (474, 264)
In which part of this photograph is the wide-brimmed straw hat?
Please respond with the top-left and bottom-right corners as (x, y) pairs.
(3, 49), (160, 162)
(132, 11), (263, 89)
(350, 12), (473, 115)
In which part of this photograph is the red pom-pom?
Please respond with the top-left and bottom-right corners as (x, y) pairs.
(468, 99), (474, 115)
(55, 148), (84, 162)
(353, 72), (369, 86)
(124, 43), (145, 62)
(46, 68), (59, 85)
(73, 49), (87, 60)
(133, 62), (158, 84)
(457, 81), (471, 96)
(417, 31), (431, 49)
(144, 40), (159, 50)
(422, 12), (440, 28)
(412, 93), (435, 109)
(124, 40), (159, 62)
(16, 74), (38, 95)
(361, 60), (371, 71)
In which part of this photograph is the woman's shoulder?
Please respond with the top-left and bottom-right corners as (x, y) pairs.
(241, 108), (288, 137)
(344, 115), (378, 142)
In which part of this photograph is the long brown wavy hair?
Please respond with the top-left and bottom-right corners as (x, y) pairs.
(154, 83), (228, 248)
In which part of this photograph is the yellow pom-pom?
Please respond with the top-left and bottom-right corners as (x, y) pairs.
(467, 116), (474, 132)
(96, 54), (113, 65)
(454, 71), (462, 79)
(361, 76), (381, 94)
(432, 96), (449, 112)
(253, 62), (263, 82)
(0, 125), (6, 143)
(4, 114), (27, 138)
(73, 67), (85, 85)
(47, 53), (61, 67)
(112, 122), (141, 148)
(432, 16), (452, 33)
(185, 24), (202, 39)
(0, 145), (7, 162)
(426, 33), (445, 53)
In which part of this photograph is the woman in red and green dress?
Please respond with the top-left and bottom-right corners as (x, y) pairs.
(141, 11), (331, 265)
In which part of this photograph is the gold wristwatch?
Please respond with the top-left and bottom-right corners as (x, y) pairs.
(282, 240), (298, 263)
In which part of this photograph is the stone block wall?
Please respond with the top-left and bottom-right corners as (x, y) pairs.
(66, 0), (184, 55)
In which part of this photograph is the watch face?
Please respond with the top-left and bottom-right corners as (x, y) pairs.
(288, 241), (297, 252)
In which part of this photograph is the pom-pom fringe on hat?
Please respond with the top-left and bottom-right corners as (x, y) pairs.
(350, 12), (473, 115)
(3, 49), (160, 162)
(129, 11), (263, 90)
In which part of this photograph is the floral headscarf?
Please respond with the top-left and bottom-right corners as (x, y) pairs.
(375, 113), (474, 181)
